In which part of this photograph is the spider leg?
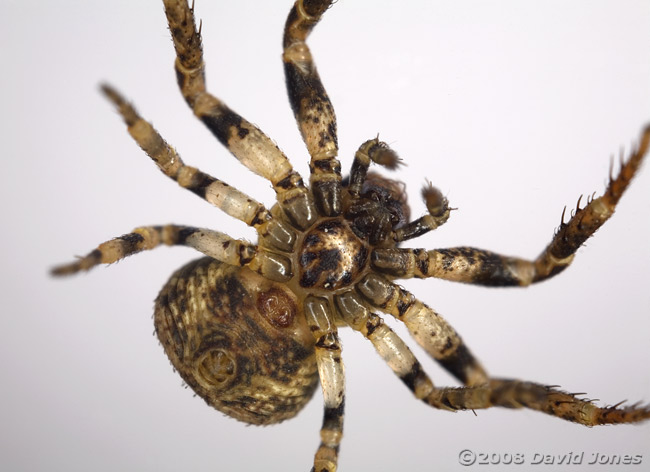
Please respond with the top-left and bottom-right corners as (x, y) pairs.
(356, 273), (488, 386)
(304, 296), (345, 472)
(335, 291), (434, 399)
(372, 125), (650, 285)
(51, 225), (291, 282)
(162, 0), (316, 229)
(102, 85), (296, 252)
(102, 85), (261, 226)
(428, 379), (650, 426)
(350, 278), (650, 425)
(283, 0), (342, 217)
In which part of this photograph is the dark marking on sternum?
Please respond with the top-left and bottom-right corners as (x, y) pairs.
(298, 220), (367, 289)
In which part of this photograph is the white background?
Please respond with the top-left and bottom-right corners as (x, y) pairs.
(1, 1), (649, 471)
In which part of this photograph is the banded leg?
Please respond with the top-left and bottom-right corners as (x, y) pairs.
(102, 85), (265, 226)
(162, 0), (316, 229)
(335, 291), (435, 399)
(427, 379), (650, 425)
(51, 225), (291, 282)
(283, 0), (342, 217)
(102, 85), (296, 252)
(304, 296), (345, 472)
(373, 125), (650, 285)
(334, 291), (650, 425)
(356, 273), (488, 386)
(335, 288), (650, 425)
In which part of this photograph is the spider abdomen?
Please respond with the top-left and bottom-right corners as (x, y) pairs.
(154, 257), (319, 425)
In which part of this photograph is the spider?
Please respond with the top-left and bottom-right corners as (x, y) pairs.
(52, 1), (650, 471)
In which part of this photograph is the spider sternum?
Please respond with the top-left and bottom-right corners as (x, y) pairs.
(289, 217), (371, 296)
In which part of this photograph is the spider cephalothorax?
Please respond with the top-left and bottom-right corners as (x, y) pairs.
(52, 1), (650, 471)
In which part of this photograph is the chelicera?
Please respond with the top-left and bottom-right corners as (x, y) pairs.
(52, 1), (650, 471)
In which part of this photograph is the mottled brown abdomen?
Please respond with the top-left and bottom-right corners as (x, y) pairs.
(154, 257), (318, 425)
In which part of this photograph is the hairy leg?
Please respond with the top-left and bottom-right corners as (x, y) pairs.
(429, 379), (650, 425)
(372, 125), (650, 285)
(102, 85), (296, 252)
(335, 290), (650, 425)
(283, 0), (342, 217)
(102, 85), (269, 226)
(51, 224), (291, 282)
(304, 296), (345, 472)
(356, 273), (488, 386)
(335, 291), (434, 399)
(162, 0), (316, 229)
